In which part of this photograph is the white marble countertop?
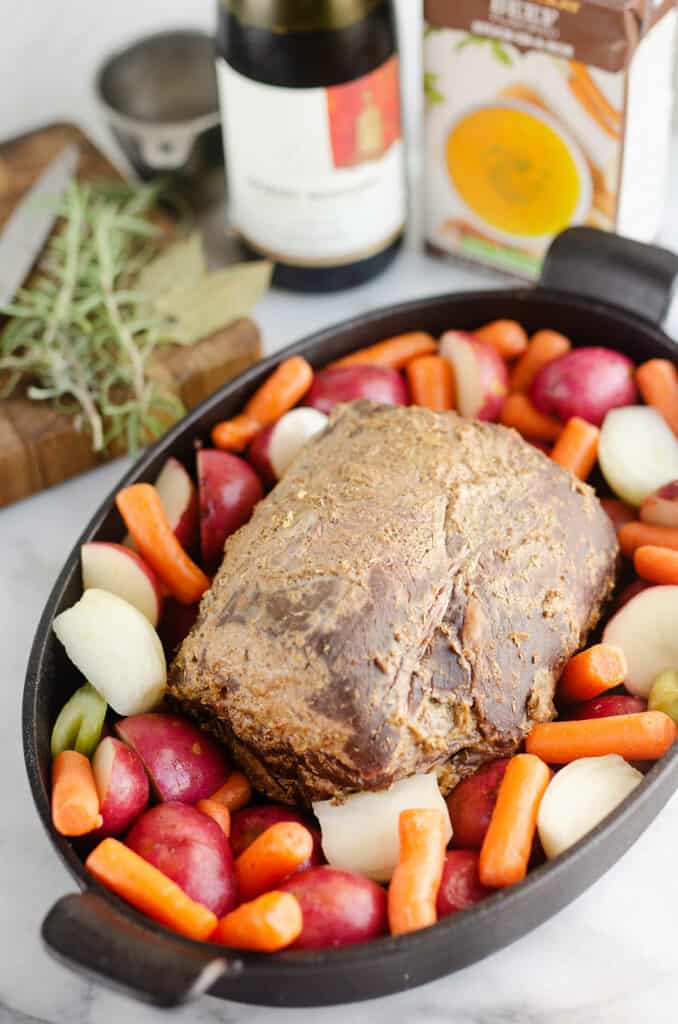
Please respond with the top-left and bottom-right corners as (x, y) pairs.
(4, 2), (678, 1022)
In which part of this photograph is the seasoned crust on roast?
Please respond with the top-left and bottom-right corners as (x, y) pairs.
(169, 401), (618, 805)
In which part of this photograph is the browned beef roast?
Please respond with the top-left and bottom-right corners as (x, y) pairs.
(169, 401), (618, 805)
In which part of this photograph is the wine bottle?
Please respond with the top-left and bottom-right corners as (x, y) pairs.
(216, 0), (407, 292)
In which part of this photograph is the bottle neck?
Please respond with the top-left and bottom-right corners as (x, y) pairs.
(221, 0), (384, 32)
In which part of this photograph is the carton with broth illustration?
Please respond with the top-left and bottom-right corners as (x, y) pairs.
(424, 0), (677, 278)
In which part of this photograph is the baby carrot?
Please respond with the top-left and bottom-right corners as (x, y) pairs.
(557, 643), (628, 704)
(636, 359), (678, 437)
(86, 838), (217, 941)
(209, 771), (252, 812)
(406, 354), (455, 411)
(196, 799), (231, 838)
(601, 498), (636, 533)
(388, 808), (447, 936)
(509, 330), (571, 393)
(212, 356), (314, 451)
(116, 483), (209, 604)
(235, 821), (314, 902)
(211, 891), (302, 952)
(211, 414), (260, 452)
(526, 711), (677, 763)
(474, 319), (528, 360)
(51, 750), (102, 837)
(500, 392), (562, 442)
(618, 521), (678, 558)
(478, 754), (550, 888)
(550, 417), (599, 480)
(634, 544), (678, 585)
(329, 332), (436, 369)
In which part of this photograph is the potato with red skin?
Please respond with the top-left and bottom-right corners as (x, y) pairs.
(446, 759), (510, 850)
(115, 713), (229, 804)
(126, 802), (237, 917)
(530, 347), (637, 427)
(247, 426), (276, 489)
(436, 850), (491, 917)
(440, 332), (507, 422)
(230, 804), (324, 868)
(279, 866), (387, 948)
(570, 694), (647, 720)
(154, 456), (200, 554)
(305, 366), (408, 415)
(197, 449), (262, 572)
(91, 737), (149, 837)
(81, 542), (164, 627)
(641, 481), (678, 529)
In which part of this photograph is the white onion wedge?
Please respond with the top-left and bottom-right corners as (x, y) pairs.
(53, 589), (166, 715)
(598, 406), (678, 506)
(313, 773), (451, 882)
(537, 755), (642, 859)
(602, 585), (678, 697)
(269, 408), (328, 478)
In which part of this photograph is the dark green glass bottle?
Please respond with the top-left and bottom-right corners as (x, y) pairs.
(216, 0), (406, 292)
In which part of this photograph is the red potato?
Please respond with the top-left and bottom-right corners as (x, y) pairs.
(440, 332), (508, 421)
(641, 481), (678, 529)
(279, 866), (387, 949)
(197, 449), (263, 572)
(248, 411), (328, 484)
(81, 542), (163, 627)
(154, 456), (200, 553)
(305, 366), (409, 415)
(247, 426), (276, 489)
(446, 759), (510, 850)
(570, 694), (647, 720)
(125, 802), (237, 917)
(157, 598), (199, 656)
(230, 804), (324, 868)
(115, 713), (229, 804)
(530, 347), (637, 427)
(267, 408), (329, 478)
(91, 737), (149, 837)
(436, 850), (491, 917)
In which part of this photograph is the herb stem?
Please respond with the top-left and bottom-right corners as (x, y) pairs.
(94, 211), (146, 402)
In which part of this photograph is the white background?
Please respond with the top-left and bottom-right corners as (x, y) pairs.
(3, 3), (678, 1024)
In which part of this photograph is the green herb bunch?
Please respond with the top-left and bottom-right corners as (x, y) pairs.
(0, 182), (185, 454)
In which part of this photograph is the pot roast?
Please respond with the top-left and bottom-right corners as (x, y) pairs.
(169, 401), (618, 805)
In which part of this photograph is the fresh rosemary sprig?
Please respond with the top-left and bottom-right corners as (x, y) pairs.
(0, 181), (186, 454)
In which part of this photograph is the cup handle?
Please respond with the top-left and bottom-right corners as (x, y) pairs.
(539, 227), (678, 327)
(42, 890), (237, 1007)
(140, 134), (194, 170)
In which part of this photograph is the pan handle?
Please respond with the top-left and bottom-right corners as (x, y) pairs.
(42, 890), (237, 1007)
(539, 227), (678, 327)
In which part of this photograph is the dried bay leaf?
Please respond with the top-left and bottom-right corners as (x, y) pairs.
(137, 232), (206, 301)
(154, 261), (273, 345)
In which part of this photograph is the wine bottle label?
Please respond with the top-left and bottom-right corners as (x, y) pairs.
(217, 55), (406, 267)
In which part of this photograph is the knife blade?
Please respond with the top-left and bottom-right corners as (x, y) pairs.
(0, 143), (79, 307)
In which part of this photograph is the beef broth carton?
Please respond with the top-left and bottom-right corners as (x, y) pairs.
(424, 0), (677, 278)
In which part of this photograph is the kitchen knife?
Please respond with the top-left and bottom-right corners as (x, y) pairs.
(0, 143), (79, 307)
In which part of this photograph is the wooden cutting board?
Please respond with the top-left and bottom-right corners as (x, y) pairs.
(0, 123), (262, 509)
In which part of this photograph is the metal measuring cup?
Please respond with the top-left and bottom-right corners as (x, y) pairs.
(95, 30), (224, 208)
